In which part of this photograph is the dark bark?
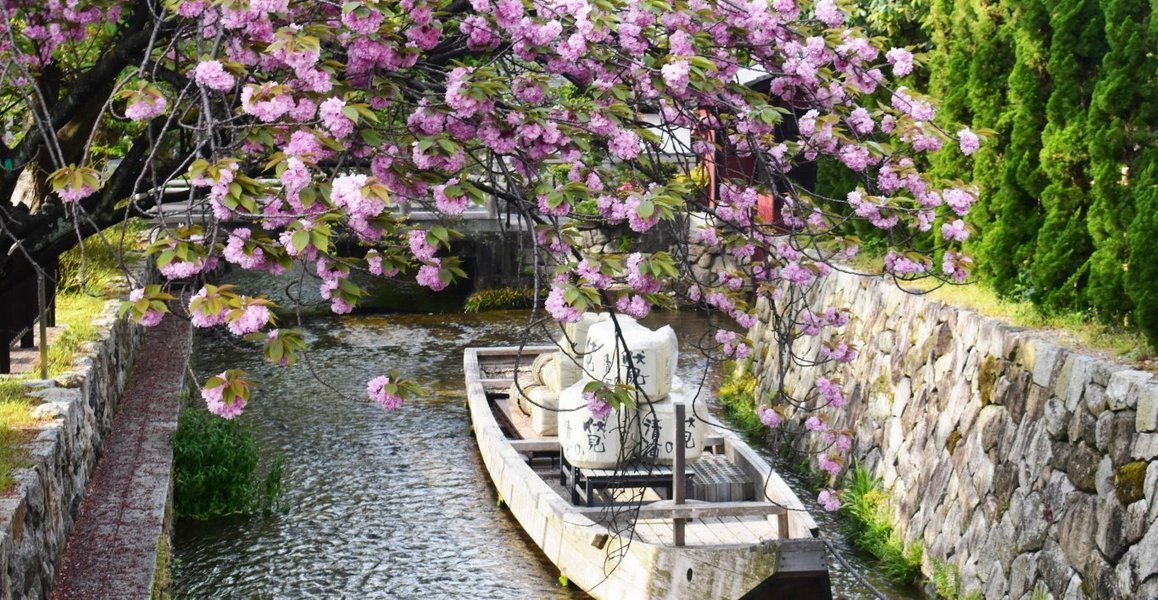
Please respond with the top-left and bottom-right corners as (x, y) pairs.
(0, 0), (159, 206)
(0, 123), (170, 293)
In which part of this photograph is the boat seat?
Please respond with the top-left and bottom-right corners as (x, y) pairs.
(561, 455), (695, 508)
(689, 453), (755, 502)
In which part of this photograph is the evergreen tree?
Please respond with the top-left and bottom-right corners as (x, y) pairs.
(1085, 0), (1153, 321)
(962, 0), (1014, 246)
(1029, 0), (1106, 310)
(925, 0), (975, 182)
(1126, 152), (1158, 348)
(979, 0), (1051, 297)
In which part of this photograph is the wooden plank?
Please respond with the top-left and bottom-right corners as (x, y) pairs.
(509, 439), (560, 453)
(582, 464), (673, 477)
(673, 402), (686, 547)
(684, 519), (727, 546)
(575, 500), (786, 520)
(710, 516), (760, 545)
(730, 515), (780, 541)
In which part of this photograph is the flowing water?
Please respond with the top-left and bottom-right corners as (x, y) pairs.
(173, 294), (918, 598)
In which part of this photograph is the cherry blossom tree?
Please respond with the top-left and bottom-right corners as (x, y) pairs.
(1, 0), (981, 508)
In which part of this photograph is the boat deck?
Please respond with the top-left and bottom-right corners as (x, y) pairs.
(490, 381), (796, 547)
(466, 345), (832, 599)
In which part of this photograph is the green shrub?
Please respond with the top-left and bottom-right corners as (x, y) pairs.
(463, 287), (537, 312)
(841, 465), (924, 585)
(173, 408), (283, 519)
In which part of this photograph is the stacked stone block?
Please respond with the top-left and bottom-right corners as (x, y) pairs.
(749, 271), (1158, 599)
(0, 302), (143, 600)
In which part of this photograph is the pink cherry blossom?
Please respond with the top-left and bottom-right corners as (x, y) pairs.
(193, 60), (236, 91)
(125, 95), (166, 120)
(958, 128), (980, 156)
(584, 392), (612, 421)
(367, 376), (404, 410)
(818, 490), (841, 512)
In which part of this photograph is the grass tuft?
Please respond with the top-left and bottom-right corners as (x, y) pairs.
(0, 380), (43, 492)
(843, 252), (1154, 363)
(56, 218), (152, 296)
(463, 287), (537, 312)
(840, 465), (924, 585)
(716, 363), (766, 439)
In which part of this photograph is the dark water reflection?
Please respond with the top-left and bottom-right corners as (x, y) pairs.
(173, 306), (916, 599)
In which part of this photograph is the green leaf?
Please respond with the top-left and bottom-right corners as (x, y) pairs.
(360, 129), (383, 146)
(436, 138), (458, 154)
(291, 229), (310, 252)
(636, 198), (655, 219)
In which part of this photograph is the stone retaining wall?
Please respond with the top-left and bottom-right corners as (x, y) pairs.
(0, 301), (144, 599)
(748, 270), (1158, 599)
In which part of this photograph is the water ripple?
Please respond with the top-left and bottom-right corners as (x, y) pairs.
(174, 309), (913, 599)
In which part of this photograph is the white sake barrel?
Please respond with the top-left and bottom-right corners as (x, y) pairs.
(508, 367), (536, 416)
(556, 313), (609, 389)
(558, 380), (640, 469)
(582, 317), (678, 402)
(540, 352), (564, 393)
(528, 386), (559, 435)
(531, 352), (554, 385)
(510, 380), (546, 416)
(637, 381), (705, 465)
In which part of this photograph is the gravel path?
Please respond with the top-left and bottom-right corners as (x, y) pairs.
(51, 314), (191, 599)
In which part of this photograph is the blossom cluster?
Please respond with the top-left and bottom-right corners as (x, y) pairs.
(9, 0), (986, 476)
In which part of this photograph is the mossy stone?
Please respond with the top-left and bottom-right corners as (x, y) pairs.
(979, 356), (1001, 406)
(1114, 461), (1147, 504)
(946, 429), (963, 454)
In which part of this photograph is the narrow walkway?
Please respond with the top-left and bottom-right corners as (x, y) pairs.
(51, 315), (191, 599)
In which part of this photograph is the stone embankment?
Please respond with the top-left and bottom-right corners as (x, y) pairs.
(749, 270), (1158, 599)
(0, 302), (144, 599)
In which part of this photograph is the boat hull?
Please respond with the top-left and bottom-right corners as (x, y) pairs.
(465, 347), (831, 599)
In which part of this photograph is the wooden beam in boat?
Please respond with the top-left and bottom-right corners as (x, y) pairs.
(673, 402), (687, 547)
(472, 345), (556, 356)
(575, 500), (787, 520)
(509, 439), (561, 453)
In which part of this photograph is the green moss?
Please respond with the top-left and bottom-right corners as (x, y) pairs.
(1115, 461), (1147, 504)
(152, 527), (172, 600)
(946, 429), (963, 455)
(978, 357), (1000, 406)
(873, 374), (891, 395)
(463, 287), (537, 312)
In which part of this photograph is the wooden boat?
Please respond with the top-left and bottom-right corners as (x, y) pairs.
(465, 346), (833, 599)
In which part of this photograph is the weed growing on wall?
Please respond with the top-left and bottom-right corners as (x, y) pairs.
(841, 465), (924, 585)
(715, 364), (766, 440)
(173, 408), (283, 520)
(463, 288), (537, 313)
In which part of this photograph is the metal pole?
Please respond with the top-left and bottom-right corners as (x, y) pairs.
(673, 402), (686, 547)
(37, 272), (48, 380)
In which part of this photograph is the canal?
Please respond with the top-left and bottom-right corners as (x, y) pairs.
(173, 281), (917, 598)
